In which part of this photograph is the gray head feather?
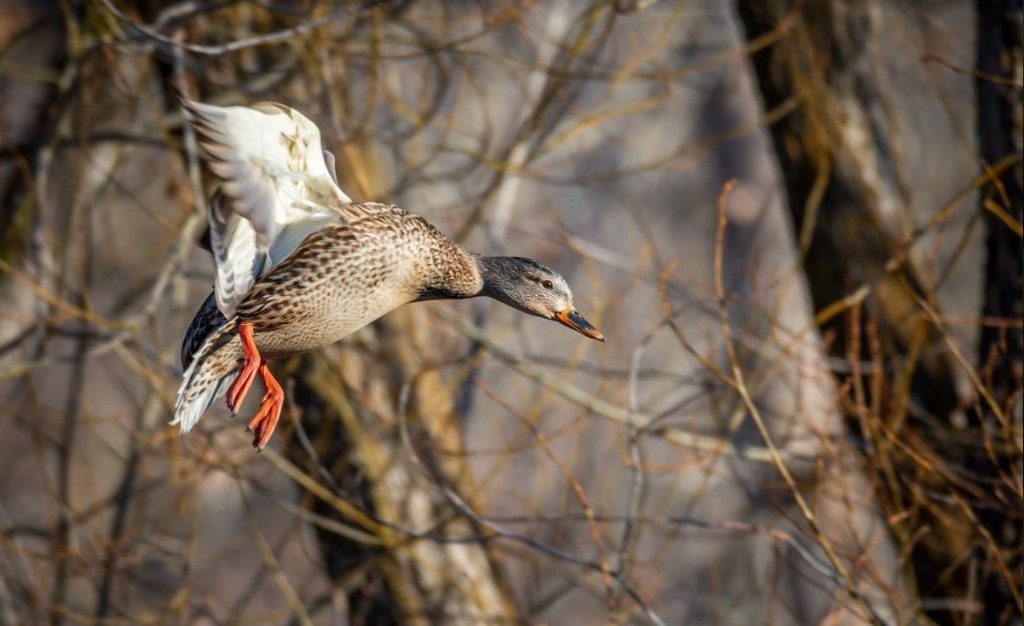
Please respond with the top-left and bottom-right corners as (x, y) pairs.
(476, 256), (574, 319)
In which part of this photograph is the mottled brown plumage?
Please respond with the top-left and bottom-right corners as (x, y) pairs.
(173, 100), (603, 449)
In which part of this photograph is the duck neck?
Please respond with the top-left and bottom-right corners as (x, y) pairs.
(474, 255), (530, 312)
(415, 253), (529, 309)
(414, 248), (487, 302)
(476, 255), (504, 299)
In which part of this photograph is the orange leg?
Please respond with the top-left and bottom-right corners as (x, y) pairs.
(226, 322), (260, 414)
(247, 363), (284, 450)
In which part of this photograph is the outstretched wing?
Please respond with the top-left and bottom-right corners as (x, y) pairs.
(182, 99), (352, 316)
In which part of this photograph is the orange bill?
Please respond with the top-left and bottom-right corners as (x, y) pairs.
(555, 308), (605, 342)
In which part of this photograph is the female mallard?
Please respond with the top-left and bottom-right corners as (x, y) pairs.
(174, 100), (604, 449)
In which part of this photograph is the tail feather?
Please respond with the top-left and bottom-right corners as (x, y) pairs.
(172, 319), (241, 433)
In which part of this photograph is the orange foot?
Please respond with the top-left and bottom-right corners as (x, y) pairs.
(248, 363), (284, 450)
(226, 322), (260, 414)
(224, 321), (286, 450)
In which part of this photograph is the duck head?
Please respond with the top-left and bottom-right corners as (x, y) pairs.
(477, 256), (605, 341)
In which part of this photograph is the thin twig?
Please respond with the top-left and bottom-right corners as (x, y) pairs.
(435, 307), (786, 464)
(99, 0), (341, 57)
(712, 179), (888, 626)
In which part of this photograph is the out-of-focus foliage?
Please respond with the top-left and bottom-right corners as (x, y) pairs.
(0, 1), (1019, 625)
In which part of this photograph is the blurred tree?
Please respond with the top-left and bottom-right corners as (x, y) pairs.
(738, 0), (1023, 623)
(0, 1), (1017, 624)
(974, 0), (1023, 622)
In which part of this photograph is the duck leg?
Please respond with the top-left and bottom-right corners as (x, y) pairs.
(226, 322), (260, 414)
(222, 321), (286, 449)
(247, 363), (284, 450)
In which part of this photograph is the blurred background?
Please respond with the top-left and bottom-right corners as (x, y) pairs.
(0, 1), (1021, 624)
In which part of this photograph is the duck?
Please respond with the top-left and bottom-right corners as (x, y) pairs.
(173, 99), (604, 450)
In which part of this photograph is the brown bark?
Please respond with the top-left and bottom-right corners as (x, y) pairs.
(736, 1), (1010, 622)
(974, 1), (1023, 622)
(284, 307), (520, 626)
(735, 0), (960, 421)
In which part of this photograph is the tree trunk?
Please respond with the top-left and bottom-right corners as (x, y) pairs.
(284, 308), (520, 625)
(974, 1), (1023, 622)
(736, 1), (1006, 622)
(735, 0), (960, 420)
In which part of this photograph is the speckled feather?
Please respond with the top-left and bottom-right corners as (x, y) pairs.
(173, 202), (482, 432)
(237, 203), (481, 352)
(173, 101), (601, 437)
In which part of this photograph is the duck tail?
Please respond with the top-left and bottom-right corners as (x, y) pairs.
(172, 319), (241, 433)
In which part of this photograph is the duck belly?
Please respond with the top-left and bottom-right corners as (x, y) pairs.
(250, 275), (412, 359)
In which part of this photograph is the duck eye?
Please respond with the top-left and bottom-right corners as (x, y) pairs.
(542, 279), (553, 289)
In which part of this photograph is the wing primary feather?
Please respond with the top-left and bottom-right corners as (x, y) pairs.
(323, 150), (339, 185)
(183, 99), (356, 315)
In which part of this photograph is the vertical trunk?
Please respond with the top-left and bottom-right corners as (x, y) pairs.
(284, 308), (519, 625)
(735, 0), (960, 421)
(736, 1), (989, 622)
(974, 1), (1023, 622)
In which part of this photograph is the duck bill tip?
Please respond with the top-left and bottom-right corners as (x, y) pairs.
(555, 308), (605, 342)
